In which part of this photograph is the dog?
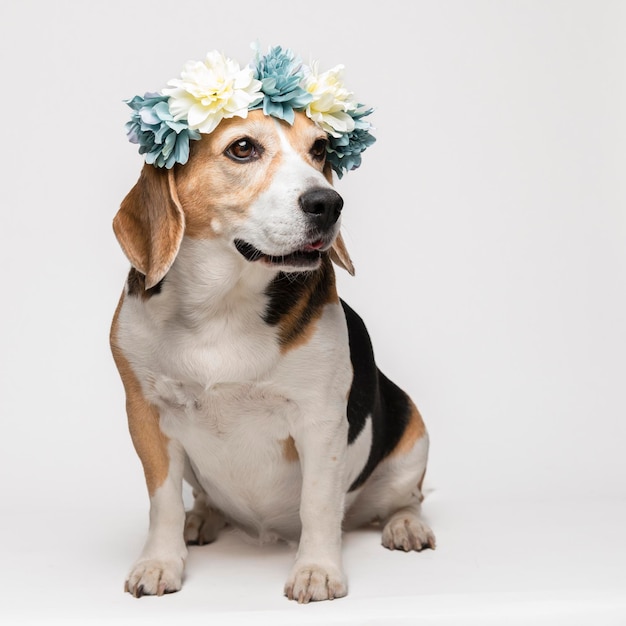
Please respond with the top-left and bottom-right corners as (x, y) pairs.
(110, 109), (435, 603)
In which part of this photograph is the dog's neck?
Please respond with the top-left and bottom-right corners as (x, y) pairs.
(143, 237), (338, 338)
(163, 236), (276, 312)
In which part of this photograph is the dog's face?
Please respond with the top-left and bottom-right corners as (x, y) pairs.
(114, 110), (354, 288)
(179, 109), (343, 271)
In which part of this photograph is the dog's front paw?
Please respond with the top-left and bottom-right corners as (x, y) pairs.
(125, 557), (184, 597)
(381, 514), (436, 552)
(284, 563), (347, 603)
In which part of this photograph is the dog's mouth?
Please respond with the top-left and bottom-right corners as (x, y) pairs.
(234, 239), (325, 269)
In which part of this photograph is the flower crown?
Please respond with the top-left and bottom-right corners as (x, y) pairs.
(125, 44), (375, 178)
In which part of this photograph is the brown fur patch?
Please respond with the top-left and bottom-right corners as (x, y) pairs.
(281, 436), (299, 462)
(264, 254), (339, 353)
(330, 231), (355, 276)
(175, 111), (292, 240)
(113, 167), (185, 289)
(282, 113), (329, 167)
(390, 399), (427, 458)
(110, 295), (170, 495)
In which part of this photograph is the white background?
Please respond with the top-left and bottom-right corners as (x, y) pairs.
(0, 1), (625, 624)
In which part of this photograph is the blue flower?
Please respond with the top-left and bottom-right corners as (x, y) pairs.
(326, 106), (376, 178)
(251, 45), (313, 124)
(125, 93), (201, 169)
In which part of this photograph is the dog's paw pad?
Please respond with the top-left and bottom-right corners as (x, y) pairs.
(284, 563), (347, 603)
(125, 558), (184, 597)
(381, 516), (436, 552)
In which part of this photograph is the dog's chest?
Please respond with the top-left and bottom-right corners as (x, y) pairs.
(120, 268), (280, 386)
(115, 255), (361, 537)
(154, 377), (293, 439)
(160, 379), (304, 538)
(123, 289), (296, 436)
(118, 287), (310, 533)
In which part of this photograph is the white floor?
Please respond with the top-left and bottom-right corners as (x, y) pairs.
(3, 490), (625, 625)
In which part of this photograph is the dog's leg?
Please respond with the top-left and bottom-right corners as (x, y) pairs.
(182, 457), (227, 546)
(284, 408), (349, 603)
(346, 428), (436, 552)
(125, 437), (188, 597)
(379, 429), (436, 552)
(113, 344), (188, 597)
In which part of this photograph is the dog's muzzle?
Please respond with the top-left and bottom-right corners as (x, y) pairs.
(233, 188), (342, 270)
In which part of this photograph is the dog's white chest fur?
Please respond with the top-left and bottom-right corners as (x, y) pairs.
(116, 239), (365, 539)
(158, 378), (304, 540)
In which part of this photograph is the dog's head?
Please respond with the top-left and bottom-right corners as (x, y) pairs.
(114, 110), (355, 288)
(114, 45), (376, 288)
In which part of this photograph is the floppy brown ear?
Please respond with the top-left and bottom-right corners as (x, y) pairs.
(330, 231), (355, 276)
(113, 165), (185, 289)
(322, 162), (356, 276)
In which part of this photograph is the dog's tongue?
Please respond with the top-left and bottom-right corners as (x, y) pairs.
(303, 240), (324, 252)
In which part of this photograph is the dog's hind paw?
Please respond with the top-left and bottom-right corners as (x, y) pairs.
(284, 563), (347, 603)
(381, 511), (436, 552)
(125, 558), (184, 597)
(184, 505), (226, 546)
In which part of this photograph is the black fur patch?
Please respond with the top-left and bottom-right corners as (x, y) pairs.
(126, 267), (164, 299)
(263, 254), (335, 347)
(340, 300), (413, 492)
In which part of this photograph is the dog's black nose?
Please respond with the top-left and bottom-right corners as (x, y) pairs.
(299, 188), (343, 230)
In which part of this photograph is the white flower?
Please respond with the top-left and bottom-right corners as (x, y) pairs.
(163, 50), (263, 134)
(303, 63), (357, 137)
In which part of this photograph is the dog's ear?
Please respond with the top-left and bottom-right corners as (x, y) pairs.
(322, 163), (356, 276)
(330, 231), (355, 276)
(113, 165), (185, 289)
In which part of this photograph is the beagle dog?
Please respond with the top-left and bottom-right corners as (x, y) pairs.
(110, 109), (435, 603)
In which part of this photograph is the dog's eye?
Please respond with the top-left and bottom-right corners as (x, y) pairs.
(310, 138), (328, 161)
(226, 138), (259, 162)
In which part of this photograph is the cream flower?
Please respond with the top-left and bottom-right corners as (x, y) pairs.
(303, 63), (357, 137)
(163, 50), (263, 134)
